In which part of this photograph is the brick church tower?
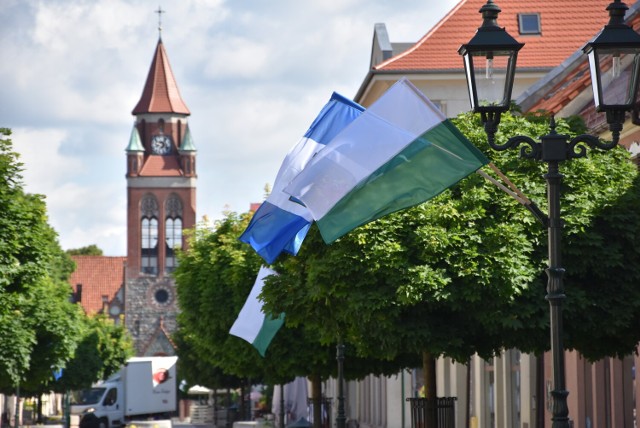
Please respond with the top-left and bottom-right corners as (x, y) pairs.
(124, 37), (196, 356)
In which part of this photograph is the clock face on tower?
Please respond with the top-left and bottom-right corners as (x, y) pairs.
(151, 134), (172, 155)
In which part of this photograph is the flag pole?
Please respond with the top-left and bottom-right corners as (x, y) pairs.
(477, 165), (548, 226)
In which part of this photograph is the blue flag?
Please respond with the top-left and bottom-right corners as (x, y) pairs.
(239, 93), (364, 263)
(284, 78), (488, 243)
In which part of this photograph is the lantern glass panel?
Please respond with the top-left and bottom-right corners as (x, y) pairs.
(589, 47), (640, 109)
(468, 50), (515, 109)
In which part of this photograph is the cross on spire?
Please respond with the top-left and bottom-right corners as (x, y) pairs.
(155, 6), (165, 38)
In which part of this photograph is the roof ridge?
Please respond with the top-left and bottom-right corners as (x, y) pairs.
(72, 255), (127, 259)
(368, 0), (612, 72)
(374, 0), (468, 70)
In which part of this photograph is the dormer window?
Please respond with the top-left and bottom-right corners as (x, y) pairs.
(518, 13), (541, 35)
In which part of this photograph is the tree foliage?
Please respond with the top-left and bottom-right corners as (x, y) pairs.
(0, 128), (132, 395)
(51, 314), (134, 392)
(174, 214), (420, 390)
(66, 244), (103, 256)
(0, 128), (83, 390)
(262, 111), (640, 365)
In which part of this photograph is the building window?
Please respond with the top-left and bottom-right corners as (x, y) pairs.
(431, 100), (447, 116)
(141, 195), (159, 275)
(165, 195), (183, 274)
(142, 218), (158, 274)
(518, 13), (541, 35)
(165, 218), (182, 273)
(155, 288), (170, 304)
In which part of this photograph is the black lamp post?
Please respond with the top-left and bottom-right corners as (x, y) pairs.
(459, 1), (640, 427)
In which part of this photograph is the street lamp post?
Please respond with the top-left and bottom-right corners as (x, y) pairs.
(459, 1), (640, 427)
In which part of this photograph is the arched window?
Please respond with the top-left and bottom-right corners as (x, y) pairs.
(141, 195), (159, 275)
(165, 195), (183, 273)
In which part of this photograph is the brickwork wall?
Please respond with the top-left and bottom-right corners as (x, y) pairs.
(125, 275), (178, 356)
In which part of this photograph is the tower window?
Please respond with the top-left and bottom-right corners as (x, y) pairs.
(165, 218), (182, 273)
(518, 13), (541, 35)
(141, 194), (159, 275)
(141, 217), (159, 274)
(165, 195), (183, 274)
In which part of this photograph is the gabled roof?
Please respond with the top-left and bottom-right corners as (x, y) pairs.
(140, 316), (177, 356)
(132, 39), (190, 115)
(376, 0), (612, 72)
(517, 2), (640, 117)
(69, 256), (126, 314)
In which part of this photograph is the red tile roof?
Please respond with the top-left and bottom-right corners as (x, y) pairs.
(377, 0), (612, 72)
(519, 9), (640, 116)
(69, 256), (126, 315)
(139, 155), (183, 176)
(132, 39), (190, 115)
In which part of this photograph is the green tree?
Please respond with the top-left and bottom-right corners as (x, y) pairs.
(174, 213), (420, 426)
(0, 129), (131, 405)
(66, 244), (103, 256)
(52, 314), (134, 392)
(261, 111), (640, 411)
(0, 128), (83, 392)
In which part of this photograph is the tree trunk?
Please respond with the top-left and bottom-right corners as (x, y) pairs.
(465, 359), (471, 428)
(36, 395), (43, 424)
(310, 374), (322, 428)
(14, 384), (20, 428)
(536, 354), (545, 428)
(240, 384), (246, 421)
(422, 351), (437, 428)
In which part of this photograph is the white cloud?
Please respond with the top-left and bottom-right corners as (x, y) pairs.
(2, 0), (460, 255)
(12, 128), (86, 191)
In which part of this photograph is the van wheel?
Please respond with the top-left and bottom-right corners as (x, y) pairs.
(98, 418), (109, 428)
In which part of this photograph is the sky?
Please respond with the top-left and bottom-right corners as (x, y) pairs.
(1, 0), (460, 256)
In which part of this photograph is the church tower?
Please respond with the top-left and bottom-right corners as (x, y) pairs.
(125, 36), (196, 356)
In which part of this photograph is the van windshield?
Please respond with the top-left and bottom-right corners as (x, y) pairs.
(71, 388), (106, 405)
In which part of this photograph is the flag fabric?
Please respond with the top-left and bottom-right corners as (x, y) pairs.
(229, 266), (284, 357)
(284, 77), (489, 243)
(239, 93), (364, 264)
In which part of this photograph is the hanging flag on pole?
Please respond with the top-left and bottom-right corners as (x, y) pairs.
(229, 266), (284, 357)
(239, 93), (364, 264)
(284, 78), (489, 243)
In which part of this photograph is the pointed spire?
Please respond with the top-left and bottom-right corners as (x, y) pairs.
(126, 125), (145, 152)
(179, 125), (196, 152)
(132, 39), (190, 115)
